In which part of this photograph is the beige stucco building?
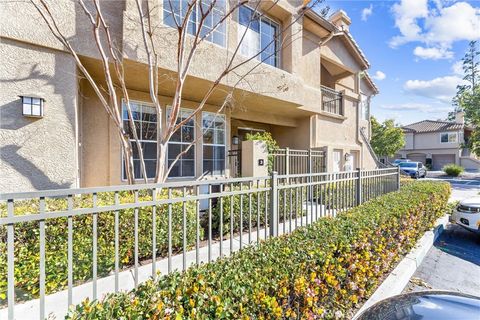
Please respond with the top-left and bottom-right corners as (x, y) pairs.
(0, 1), (380, 193)
(396, 113), (480, 171)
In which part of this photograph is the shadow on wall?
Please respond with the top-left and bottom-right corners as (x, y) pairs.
(0, 63), (50, 131)
(1, 145), (71, 191)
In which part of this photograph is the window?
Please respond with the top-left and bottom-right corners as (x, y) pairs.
(167, 108), (195, 178)
(360, 94), (369, 120)
(122, 101), (157, 180)
(203, 112), (226, 175)
(440, 132), (457, 143)
(21, 96), (44, 117)
(163, 0), (226, 47)
(238, 6), (280, 67)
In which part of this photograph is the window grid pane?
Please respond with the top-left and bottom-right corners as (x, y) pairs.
(202, 112), (226, 176)
(122, 101), (158, 180)
(167, 108), (196, 178)
(163, 0), (226, 46)
(238, 6), (280, 67)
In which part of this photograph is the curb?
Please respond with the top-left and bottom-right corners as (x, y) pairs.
(352, 214), (449, 319)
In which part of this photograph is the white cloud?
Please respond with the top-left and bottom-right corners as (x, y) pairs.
(372, 71), (387, 81)
(403, 76), (464, 103)
(361, 4), (373, 21)
(390, 0), (429, 47)
(423, 2), (480, 44)
(380, 102), (451, 113)
(390, 1), (480, 59)
(452, 61), (464, 75)
(413, 46), (454, 60)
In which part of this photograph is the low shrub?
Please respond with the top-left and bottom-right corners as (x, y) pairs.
(0, 190), (201, 302)
(443, 164), (464, 177)
(67, 181), (450, 319)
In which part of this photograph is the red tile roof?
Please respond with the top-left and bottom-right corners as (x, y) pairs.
(402, 120), (464, 133)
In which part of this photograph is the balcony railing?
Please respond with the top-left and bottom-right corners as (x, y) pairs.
(321, 85), (343, 115)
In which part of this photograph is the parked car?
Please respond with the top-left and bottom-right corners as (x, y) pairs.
(392, 159), (411, 166)
(356, 291), (480, 320)
(450, 196), (480, 233)
(398, 161), (427, 179)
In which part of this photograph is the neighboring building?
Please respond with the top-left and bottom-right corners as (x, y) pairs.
(0, 1), (379, 193)
(395, 112), (480, 171)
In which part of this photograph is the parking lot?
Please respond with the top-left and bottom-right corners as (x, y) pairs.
(403, 177), (480, 297)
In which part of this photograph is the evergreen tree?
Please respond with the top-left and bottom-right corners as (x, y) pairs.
(453, 41), (480, 156)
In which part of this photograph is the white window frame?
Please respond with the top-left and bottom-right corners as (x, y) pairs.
(440, 132), (457, 144)
(202, 111), (226, 176)
(162, 0), (228, 48)
(166, 108), (196, 179)
(121, 100), (158, 181)
(237, 5), (281, 68)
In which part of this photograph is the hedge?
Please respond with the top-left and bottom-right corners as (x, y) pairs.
(67, 180), (450, 319)
(0, 190), (201, 302)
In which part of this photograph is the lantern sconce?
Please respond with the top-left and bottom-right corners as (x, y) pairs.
(344, 152), (351, 161)
(20, 95), (45, 118)
(232, 135), (240, 146)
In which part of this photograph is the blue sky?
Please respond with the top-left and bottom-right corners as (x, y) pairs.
(324, 0), (480, 125)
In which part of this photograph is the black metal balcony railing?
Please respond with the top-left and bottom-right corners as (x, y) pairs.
(321, 86), (343, 115)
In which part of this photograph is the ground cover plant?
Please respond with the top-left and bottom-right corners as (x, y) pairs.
(66, 180), (450, 319)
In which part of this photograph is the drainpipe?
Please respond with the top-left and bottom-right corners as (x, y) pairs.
(319, 30), (344, 46)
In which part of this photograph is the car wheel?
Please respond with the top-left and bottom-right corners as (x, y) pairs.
(415, 172), (419, 179)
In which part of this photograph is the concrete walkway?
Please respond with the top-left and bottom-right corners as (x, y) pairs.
(1, 203), (332, 320)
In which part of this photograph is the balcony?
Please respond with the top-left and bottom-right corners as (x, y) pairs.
(321, 85), (343, 116)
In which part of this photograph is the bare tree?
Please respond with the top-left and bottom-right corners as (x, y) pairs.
(32, 0), (325, 184)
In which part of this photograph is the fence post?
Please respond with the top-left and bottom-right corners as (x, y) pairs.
(396, 166), (401, 190)
(308, 148), (313, 204)
(356, 168), (362, 206)
(270, 171), (278, 237)
(285, 147), (290, 176)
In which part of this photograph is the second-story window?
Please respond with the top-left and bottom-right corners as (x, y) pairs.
(163, 0), (227, 47)
(440, 132), (457, 143)
(360, 94), (370, 120)
(238, 6), (280, 67)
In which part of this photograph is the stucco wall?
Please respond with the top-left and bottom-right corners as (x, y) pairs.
(312, 97), (360, 150)
(402, 130), (463, 151)
(404, 133), (414, 149)
(0, 39), (78, 193)
(271, 117), (312, 150)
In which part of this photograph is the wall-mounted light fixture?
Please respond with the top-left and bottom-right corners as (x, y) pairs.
(232, 135), (240, 145)
(344, 152), (351, 161)
(20, 95), (44, 118)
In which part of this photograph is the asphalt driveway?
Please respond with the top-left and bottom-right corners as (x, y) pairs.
(403, 178), (480, 297)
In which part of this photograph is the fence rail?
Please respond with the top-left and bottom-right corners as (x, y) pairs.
(271, 148), (326, 175)
(0, 168), (400, 319)
(321, 85), (343, 115)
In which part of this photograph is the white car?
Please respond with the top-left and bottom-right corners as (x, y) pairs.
(450, 197), (480, 233)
